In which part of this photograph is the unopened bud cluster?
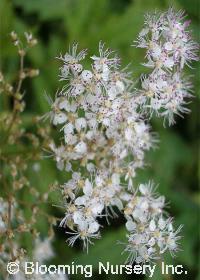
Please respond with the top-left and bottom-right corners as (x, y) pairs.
(0, 32), (55, 278)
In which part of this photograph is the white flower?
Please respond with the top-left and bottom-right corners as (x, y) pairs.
(158, 217), (166, 230)
(81, 70), (93, 82)
(88, 221), (99, 233)
(126, 220), (136, 231)
(53, 112), (67, 125)
(71, 63), (83, 73)
(164, 42), (173, 51)
(75, 118), (87, 131)
(64, 122), (74, 134)
(125, 128), (133, 141)
(73, 84), (85, 96)
(61, 65), (69, 78)
(83, 179), (93, 196)
(64, 133), (77, 145)
(59, 99), (69, 110)
(149, 220), (156, 231)
(116, 80), (125, 92)
(74, 141), (87, 154)
(139, 184), (148, 195)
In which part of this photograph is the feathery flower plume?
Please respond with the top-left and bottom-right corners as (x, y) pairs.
(47, 8), (198, 263)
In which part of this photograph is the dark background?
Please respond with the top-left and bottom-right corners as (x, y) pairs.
(0, 0), (199, 279)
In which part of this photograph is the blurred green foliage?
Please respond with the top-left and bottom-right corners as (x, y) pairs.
(0, 0), (199, 279)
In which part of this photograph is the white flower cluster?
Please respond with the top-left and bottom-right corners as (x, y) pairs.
(47, 8), (198, 263)
(135, 8), (199, 125)
(124, 182), (182, 263)
(48, 41), (154, 183)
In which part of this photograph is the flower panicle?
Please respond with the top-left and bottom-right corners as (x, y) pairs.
(47, 7), (197, 264)
(134, 7), (199, 125)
